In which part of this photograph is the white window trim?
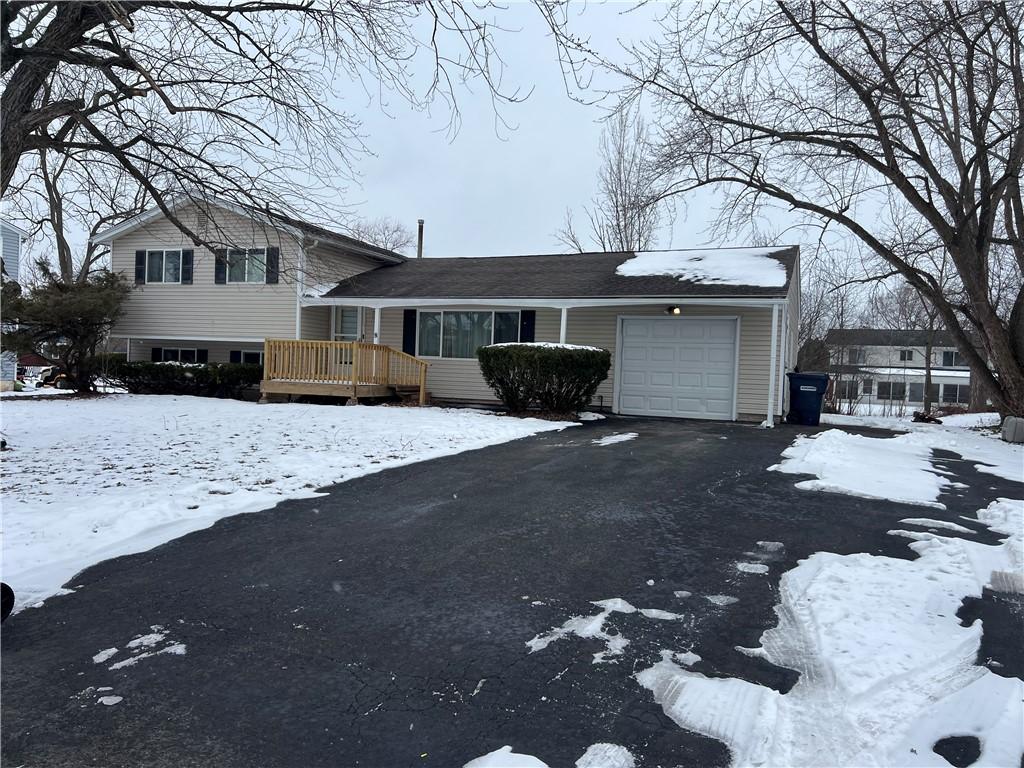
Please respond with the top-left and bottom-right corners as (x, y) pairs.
(330, 305), (363, 342)
(226, 247), (267, 284)
(415, 309), (521, 359)
(239, 350), (265, 365)
(146, 249), (183, 284)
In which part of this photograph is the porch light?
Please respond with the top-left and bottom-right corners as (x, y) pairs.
(666, 305), (682, 315)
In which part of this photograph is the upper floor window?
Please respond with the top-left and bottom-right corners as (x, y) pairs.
(899, 349), (914, 362)
(227, 248), (266, 284)
(417, 310), (520, 358)
(146, 249), (182, 283)
(846, 348), (866, 365)
(942, 350), (966, 367)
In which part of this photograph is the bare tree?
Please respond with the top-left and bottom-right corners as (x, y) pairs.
(2, 2), (570, 249)
(609, 1), (1024, 415)
(347, 217), (416, 255)
(557, 109), (664, 252)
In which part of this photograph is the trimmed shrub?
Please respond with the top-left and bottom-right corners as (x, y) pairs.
(477, 343), (611, 417)
(104, 360), (263, 399)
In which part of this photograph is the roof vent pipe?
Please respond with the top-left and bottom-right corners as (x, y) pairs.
(416, 219), (424, 259)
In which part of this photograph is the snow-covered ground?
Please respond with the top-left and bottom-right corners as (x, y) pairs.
(634, 413), (1023, 766)
(1, 395), (575, 609)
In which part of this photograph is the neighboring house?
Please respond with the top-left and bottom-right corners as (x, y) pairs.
(0, 218), (27, 283)
(95, 200), (801, 423)
(824, 327), (972, 407)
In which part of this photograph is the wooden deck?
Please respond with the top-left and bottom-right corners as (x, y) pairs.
(260, 339), (429, 404)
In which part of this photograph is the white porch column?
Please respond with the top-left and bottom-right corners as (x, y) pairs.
(559, 307), (568, 344)
(372, 307), (381, 344)
(764, 304), (780, 427)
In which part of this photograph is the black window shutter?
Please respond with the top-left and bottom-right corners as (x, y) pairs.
(229, 350), (242, 364)
(196, 349), (208, 363)
(402, 309), (417, 354)
(180, 249), (193, 284)
(134, 250), (146, 284)
(214, 249), (227, 284)
(519, 310), (536, 342)
(265, 247), (280, 284)
(150, 347), (162, 362)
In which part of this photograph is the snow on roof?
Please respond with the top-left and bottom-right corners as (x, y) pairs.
(615, 248), (789, 287)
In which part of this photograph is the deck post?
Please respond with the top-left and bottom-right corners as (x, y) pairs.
(418, 362), (427, 406)
(350, 342), (360, 404)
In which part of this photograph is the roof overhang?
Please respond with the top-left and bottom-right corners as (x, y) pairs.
(301, 296), (790, 309)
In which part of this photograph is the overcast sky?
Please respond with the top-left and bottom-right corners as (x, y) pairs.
(337, 2), (783, 258)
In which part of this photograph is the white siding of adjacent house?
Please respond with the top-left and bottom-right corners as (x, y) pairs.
(110, 205), (382, 343)
(375, 302), (788, 420)
(1, 222), (22, 282)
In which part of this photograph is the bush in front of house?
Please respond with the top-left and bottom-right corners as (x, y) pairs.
(477, 343), (611, 417)
(104, 360), (263, 399)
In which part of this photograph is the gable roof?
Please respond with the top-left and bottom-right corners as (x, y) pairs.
(824, 328), (959, 347)
(322, 246), (798, 300)
(91, 196), (404, 264)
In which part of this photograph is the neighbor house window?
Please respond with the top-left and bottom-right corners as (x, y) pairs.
(876, 381), (906, 400)
(862, 379), (873, 395)
(146, 249), (182, 283)
(908, 383), (940, 403)
(846, 348), (866, 364)
(227, 248), (266, 284)
(229, 350), (264, 365)
(942, 350), (966, 367)
(942, 383), (970, 404)
(417, 310), (520, 358)
(834, 380), (859, 399)
(899, 349), (914, 362)
(332, 307), (360, 341)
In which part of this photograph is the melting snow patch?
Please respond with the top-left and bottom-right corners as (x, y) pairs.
(578, 412), (607, 422)
(757, 541), (784, 552)
(615, 248), (788, 287)
(92, 647), (118, 664)
(527, 598), (637, 664)
(673, 590), (692, 598)
(639, 608), (686, 620)
(107, 626), (186, 670)
(735, 562), (769, 574)
(97, 696), (123, 706)
(899, 518), (974, 534)
(592, 432), (638, 446)
(464, 746), (548, 767)
(637, 497), (1024, 766)
(704, 595), (738, 606)
(575, 743), (636, 768)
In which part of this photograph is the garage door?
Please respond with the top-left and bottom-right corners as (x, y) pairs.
(617, 317), (737, 419)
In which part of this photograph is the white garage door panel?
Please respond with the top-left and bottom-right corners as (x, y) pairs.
(618, 318), (737, 420)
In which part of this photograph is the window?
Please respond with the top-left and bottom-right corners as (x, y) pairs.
(146, 249), (182, 283)
(942, 350), (966, 367)
(417, 310), (520, 358)
(942, 383), (970, 404)
(332, 307), (360, 341)
(908, 383), (940, 403)
(899, 349), (914, 362)
(162, 348), (197, 363)
(877, 381), (906, 400)
(834, 380), (859, 399)
(229, 350), (264, 365)
(846, 348), (866, 364)
(862, 378), (873, 395)
(227, 248), (266, 284)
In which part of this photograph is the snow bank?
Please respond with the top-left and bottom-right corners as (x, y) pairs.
(637, 496), (1024, 767)
(1, 395), (574, 608)
(615, 248), (788, 287)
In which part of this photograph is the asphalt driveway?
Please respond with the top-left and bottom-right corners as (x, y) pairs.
(2, 417), (1018, 767)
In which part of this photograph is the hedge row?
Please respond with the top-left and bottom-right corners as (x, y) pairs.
(477, 343), (611, 417)
(103, 359), (263, 399)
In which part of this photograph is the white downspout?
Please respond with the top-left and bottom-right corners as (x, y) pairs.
(777, 304), (788, 416)
(559, 307), (568, 344)
(762, 304), (780, 428)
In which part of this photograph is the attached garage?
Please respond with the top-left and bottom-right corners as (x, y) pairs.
(616, 317), (738, 420)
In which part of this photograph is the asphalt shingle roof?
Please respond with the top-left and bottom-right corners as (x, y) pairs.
(322, 246), (798, 300)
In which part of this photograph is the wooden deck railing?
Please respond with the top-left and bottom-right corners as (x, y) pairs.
(263, 339), (429, 404)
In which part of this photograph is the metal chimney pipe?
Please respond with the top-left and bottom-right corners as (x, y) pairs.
(416, 219), (424, 259)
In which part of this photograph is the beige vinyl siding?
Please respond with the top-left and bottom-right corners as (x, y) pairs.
(127, 339), (264, 364)
(377, 303), (784, 418)
(111, 205), (384, 342)
(300, 306), (332, 340)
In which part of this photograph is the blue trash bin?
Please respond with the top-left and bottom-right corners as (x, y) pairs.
(786, 372), (830, 426)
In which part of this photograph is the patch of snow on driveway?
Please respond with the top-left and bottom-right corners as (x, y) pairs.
(1, 395), (574, 608)
(637, 497), (1024, 767)
(592, 432), (638, 446)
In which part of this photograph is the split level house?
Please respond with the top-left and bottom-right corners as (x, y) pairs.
(94, 200), (801, 424)
(824, 327), (972, 408)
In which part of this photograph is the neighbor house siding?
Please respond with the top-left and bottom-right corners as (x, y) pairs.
(1, 222), (21, 282)
(377, 303), (783, 418)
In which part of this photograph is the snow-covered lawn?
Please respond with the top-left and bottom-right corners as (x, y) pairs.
(1, 395), (575, 609)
